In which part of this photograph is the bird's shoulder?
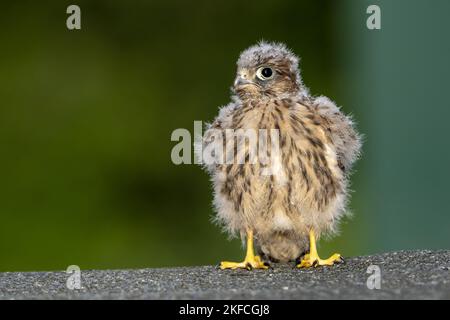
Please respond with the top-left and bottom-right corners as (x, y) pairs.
(206, 100), (241, 131)
(272, 93), (361, 173)
(293, 95), (362, 173)
(285, 94), (357, 136)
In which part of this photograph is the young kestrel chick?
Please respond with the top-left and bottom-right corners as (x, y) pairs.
(198, 42), (362, 269)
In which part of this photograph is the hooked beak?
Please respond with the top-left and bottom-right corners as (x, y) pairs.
(234, 76), (253, 88)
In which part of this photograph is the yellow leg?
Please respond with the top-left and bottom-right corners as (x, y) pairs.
(220, 230), (268, 270)
(297, 230), (343, 268)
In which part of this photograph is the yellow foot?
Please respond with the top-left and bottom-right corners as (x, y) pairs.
(297, 253), (343, 268)
(220, 255), (269, 270)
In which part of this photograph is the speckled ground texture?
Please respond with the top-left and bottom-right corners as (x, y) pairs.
(0, 250), (449, 300)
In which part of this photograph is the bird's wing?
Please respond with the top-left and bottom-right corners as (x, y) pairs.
(195, 102), (238, 172)
(311, 96), (362, 173)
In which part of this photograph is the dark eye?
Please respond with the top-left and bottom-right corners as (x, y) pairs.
(256, 67), (274, 80)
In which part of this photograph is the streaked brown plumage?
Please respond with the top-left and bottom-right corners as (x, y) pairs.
(197, 42), (362, 268)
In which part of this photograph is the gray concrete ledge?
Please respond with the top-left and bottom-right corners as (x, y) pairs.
(0, 250), (449, 299)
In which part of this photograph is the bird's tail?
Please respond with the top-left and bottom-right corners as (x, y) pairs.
(257, 231), (308, 263)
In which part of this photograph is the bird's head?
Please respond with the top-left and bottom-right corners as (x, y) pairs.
(233, 41), (303, 100)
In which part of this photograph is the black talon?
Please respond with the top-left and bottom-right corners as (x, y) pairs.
(245, 263), (252, 271)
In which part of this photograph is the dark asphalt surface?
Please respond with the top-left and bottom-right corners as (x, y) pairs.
(0, 250), (449, 299)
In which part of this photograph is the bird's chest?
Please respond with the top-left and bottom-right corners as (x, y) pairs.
(222, 102), (295, 188)
(231, 101), (283, 131)
(230, 102), (288, 171)
(221, 100), (341, 209)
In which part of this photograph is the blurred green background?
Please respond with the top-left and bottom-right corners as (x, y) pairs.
(1, 0), (449, 271)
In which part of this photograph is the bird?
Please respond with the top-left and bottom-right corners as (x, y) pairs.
(197, 42), (362, 269)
